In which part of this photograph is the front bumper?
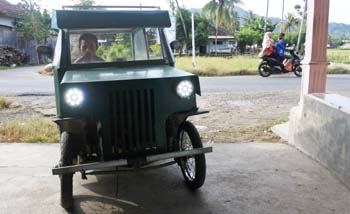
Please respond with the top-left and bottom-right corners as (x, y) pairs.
(52, 146), (212, 175)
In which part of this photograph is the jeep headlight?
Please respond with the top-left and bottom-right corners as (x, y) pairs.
(176, 80), (194, 98)
(65, 88), (84, 107)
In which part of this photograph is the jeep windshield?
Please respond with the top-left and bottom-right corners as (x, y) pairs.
(69, 28), (164, 64)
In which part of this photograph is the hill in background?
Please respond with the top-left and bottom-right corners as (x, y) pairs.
(190, 6), (350, 38)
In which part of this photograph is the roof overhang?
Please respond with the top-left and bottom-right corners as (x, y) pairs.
(51, 10), (171, 30)
(208, 36), (235, 40)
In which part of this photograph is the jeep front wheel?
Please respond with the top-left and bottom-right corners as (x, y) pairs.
(178, 121), (206, 190)
(59, 131), (74, 210)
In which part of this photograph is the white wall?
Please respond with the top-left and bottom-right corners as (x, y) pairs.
(0, 16), (15, 28)
(289, 94), (350, 188)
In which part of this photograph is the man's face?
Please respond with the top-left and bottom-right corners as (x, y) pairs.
(79, 39), (97, 57)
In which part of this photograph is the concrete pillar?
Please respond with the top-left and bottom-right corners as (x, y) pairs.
(301, 0), (330, 95)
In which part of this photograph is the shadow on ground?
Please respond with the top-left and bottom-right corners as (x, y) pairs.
(0, 143), (349, 214)
(74, 165), (211, 214)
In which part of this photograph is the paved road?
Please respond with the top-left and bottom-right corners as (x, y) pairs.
(1, 66), (350, 96)
(0, 142), (349, 214)
(0, 66), (54, 96)
(200, 74), (350, 95)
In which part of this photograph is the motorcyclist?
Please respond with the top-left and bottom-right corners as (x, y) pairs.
(259, 32), (275, 58)
(275, 33), (293, 71)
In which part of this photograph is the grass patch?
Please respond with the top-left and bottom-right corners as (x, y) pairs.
(175, 56), (258, 76)
(328, 66), (350, 74)
(175, 51), (350, 76)
(0, 118), (59, 143)
(202, 117), (288, 143)
(0, 97), (12, 110)
(327, 49), (350, 64)
(0, 66), (10, 70)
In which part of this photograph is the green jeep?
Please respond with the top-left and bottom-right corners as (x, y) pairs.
(51, 6), (212, 210)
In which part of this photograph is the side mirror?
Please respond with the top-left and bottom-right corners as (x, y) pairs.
(170, 40), (180, 50)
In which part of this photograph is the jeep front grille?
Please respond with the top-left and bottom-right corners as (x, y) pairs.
(108, 89), (156, 154)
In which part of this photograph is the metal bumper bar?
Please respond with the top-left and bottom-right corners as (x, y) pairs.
(52, 147), (212, 175)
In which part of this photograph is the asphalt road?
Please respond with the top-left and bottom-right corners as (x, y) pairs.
(0, 66), (54, 96)
(1, 66), (350, 96)
(0, 143), (349, 214)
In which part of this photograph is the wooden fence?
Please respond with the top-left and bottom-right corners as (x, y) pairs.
(0, 30), (56, 64)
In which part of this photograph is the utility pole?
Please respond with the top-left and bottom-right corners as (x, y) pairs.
(281, 0), (285, 33)
(296, 0), (307, 53)
(264, 0), (270, 33)
(192, 13), (196, 67)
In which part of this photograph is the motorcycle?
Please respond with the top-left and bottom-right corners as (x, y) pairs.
(258, 48), (302, 77)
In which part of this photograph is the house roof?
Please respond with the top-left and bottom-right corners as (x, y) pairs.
(0, 0), (20, 18)
(208, 36), (235, 40)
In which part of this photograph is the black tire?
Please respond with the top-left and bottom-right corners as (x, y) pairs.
(294, 64), (302, 77)
(178, 121), (206, 190)
(258, 61), (271, 77)
(59, 132), (74, 211)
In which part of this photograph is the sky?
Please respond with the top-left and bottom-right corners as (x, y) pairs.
(7, 0), (350, 24)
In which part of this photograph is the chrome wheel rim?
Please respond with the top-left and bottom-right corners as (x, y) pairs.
(179, 131), (196, 181)
(260, 64), (270, 76)
(296, 66), (302, 75)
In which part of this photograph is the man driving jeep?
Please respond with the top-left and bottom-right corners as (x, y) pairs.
(73, 33), (104, 64)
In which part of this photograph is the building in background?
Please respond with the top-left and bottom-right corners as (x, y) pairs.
(0, 0), (20, 31)
(206, 35), (237, 55)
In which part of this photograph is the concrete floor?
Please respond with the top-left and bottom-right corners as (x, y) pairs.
(0, 143), (349, 214)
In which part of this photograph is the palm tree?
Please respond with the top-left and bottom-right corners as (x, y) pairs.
(174, 0), (188, 54)
(244, 10), (256, 26)
(282, 13), (299, 33)
(202, 0), (241, 55)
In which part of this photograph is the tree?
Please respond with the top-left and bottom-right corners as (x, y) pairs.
(74, 0), (95, 6)
(328, 35), (343, 48)
(16, 0), (51, 43)
(175, 8), (210, 53)
(241, 12), (276, 47)
(202, 0), (241, 55)
(244, 10), (256, 27)
(174, 0), (188, 53)
(236, 27), (260, 53)
(176, 8), (191, 53)
(281, 13), (300, 33)
(244, 16), (276, 34)
(193, 14), (210, 53)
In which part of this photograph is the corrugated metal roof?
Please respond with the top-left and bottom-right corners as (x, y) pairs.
(0, 0), (20, 18)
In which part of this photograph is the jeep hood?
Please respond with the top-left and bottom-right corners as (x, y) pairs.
(61, 65), (196, 84)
